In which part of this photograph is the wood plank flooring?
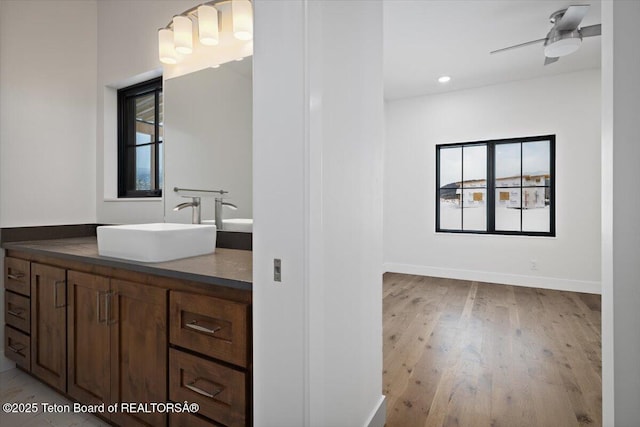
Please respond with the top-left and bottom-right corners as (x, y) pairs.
(383, 273), (602, 427)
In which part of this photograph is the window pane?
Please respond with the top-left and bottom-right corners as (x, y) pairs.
(135, 93), (155, 144)
(462, 145), (486, 182)
(522, 141), (550, 231)
(440, 147), (461, 190)
(439, 147), (461, 230)
(440, 200), (461, 230)
(523, 205), (550, 232)
(495, 142), (521, 185)
(495, 188), (520, 231)
(461, 145), (486, 231)
(462, 191), (486, 230)
(134, 145), (151, 191)
(523, 140), (549, 178)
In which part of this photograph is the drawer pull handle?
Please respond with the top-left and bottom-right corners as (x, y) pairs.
(7, 309), (25, 318)
(97, 291), (107, 324)
(7, 273), (24, 280)
(8, 343), (26, 354)
(54, 279), (67, 308)
(186, 321), (221, 334)
(185, 382), (222, 399)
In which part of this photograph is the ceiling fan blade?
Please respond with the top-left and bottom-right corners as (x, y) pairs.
(545, 56), (559, 66)
(580, 24), (602, 37)
(490, 38), (546, 55)
(556, 5), (590, 31)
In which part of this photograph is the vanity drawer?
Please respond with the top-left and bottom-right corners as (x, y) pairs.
(5, 325), (30, 370)
(170, 291), (248, 367)
(5, 291), (30, 333)
(169, 348), (246, 427)
(5, 257), (30, 297)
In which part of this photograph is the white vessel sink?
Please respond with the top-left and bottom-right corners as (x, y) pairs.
(203, 218), (253, 233)
(97, 223), (217, 263)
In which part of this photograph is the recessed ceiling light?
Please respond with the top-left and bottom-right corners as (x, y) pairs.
(438, 76), (451, 84)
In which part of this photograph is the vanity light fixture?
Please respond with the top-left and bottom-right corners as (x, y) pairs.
(158, 28), (178, 64)
(172, 15), (193, 54)
(198, 4), (220, 46)
(232, 0), (253, 41)
(438, 75), (451, 84)
(158, 0), (253, 66)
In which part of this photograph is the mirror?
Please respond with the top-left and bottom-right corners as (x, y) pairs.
(163, 58), (252, 231)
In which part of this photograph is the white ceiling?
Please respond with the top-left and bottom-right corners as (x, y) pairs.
(384, 0), (601, 100)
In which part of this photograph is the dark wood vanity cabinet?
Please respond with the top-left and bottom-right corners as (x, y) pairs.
(67, 271), (168, 427)
(169, 291), (251, 427)
(4, 257), (30, 370)
(109, 278), (168, 427)
(66, 270), (112, 417)
(31, 263), (67, 392)
(3, 249), (252, 427)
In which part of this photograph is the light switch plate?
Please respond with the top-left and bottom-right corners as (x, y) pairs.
(274, 258), (281, 282)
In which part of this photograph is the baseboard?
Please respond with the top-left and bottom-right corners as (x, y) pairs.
(383, 263), (601, 294)
(0, 351), (16, 373)
(364, 395), (386, 427)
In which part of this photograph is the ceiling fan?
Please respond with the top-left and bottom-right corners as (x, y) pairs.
(490, 4), (601, 65)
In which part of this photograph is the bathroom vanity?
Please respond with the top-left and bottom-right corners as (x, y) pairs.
(3, 236), (252, 427)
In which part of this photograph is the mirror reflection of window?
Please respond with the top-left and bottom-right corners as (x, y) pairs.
(118, 77), (163, 198)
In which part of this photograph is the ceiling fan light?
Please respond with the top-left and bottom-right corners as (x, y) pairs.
(544, 37), (582, 58)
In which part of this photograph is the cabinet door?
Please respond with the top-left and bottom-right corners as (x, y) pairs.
(67, 270), (111, 418)
(110, 279), (168, 427)
(31, 263), (66, 392)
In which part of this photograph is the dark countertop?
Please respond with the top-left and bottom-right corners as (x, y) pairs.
(2, 236), (252, 291)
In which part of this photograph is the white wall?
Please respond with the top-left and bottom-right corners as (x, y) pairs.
(601, 1), (640, 425)
(0, 0), (97, 369)
(96, 0), (202, 224)
(0, 0), (97, 227)
(385, 69), (601, 294)
(164, 66), (252, 223)
(253, 0), (385, 425)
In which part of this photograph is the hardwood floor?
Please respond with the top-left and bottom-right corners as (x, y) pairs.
(383, 273), (602, 427)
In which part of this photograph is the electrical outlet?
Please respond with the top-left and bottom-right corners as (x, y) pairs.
(530, 260), (538, 271)
(274, 258), (282, 282)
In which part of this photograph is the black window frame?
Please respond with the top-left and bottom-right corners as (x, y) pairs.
(435, 135), (556, 237)
(117, 77), (163, 198)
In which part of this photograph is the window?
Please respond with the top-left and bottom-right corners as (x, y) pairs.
(118, 78), (163, 197)
(436, 135), (555, 236)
